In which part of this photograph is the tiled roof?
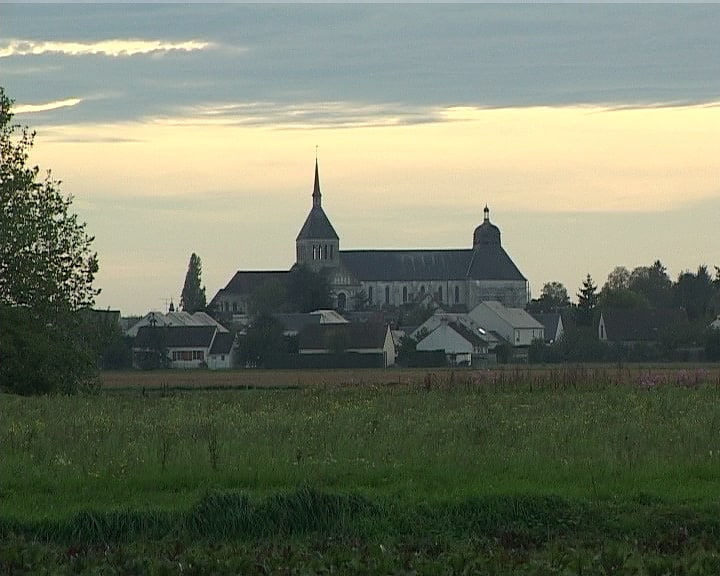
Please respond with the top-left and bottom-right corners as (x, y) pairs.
(447, 321), (488, 347)
(134, 325), (217, 349)
(601, 308), (688, 342)
(529, 312), (562, 341)
(299, 322), (389, 351)
(296, 205), (339, 241)
(217, 271), (289, 296)
(339, 246), (525, 282)
(209, 331), (235, 355)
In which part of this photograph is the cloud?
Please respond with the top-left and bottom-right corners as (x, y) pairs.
(0, 39), (211, 58)
(14, 98), (82, 114)
(153, 100), (446, 129)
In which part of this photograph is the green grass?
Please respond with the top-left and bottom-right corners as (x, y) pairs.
(3, 367), (720, 572)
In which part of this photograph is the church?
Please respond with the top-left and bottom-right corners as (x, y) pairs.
(211, 161), (529, 315)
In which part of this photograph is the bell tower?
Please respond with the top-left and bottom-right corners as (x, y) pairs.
(295, 159), (340, 271)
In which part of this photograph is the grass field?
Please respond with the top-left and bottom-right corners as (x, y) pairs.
(3, 365), (720, 573)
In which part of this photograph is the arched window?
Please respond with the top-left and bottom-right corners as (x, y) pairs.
(385, 286), (390, 304)
(420, 285), (425, 296)
(337, 292), (347, 311)
(324, 244), (328, 259)
(402, 286), (408, 303)
(438, 286), (443, 302)
(329, 245), (334, 259)
(455, 285), (460, 304)
(368, 286), (373, 304)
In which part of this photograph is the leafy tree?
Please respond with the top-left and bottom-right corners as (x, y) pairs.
(287, 265), (332, 313)
(248, 278), (287, 317)
(0, 87), (99, 394)
(575, 274), (598, 327)
(180, 253), (206, 313)
(674, 265), (715, 321)
(1, 88), (98, 316)
(527, 281), (570, 313)
(604, 266), (631, 292)
(235, 314), (286, 367)
(629, 260), (672, 309)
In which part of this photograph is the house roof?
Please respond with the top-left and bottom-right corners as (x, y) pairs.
(601, 308), (688, 342)
(447, 321), (488, 347)
(339, 245), (525, 283)
(529, 312), (562, 341)
(126, 310), (228, 337)
(134, 325), (217, 349)
(475, 301), (543, 329)
(299, 322), (390, 351)
(209, 331), (235, 355)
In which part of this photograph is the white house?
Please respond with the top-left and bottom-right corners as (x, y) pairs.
(416, 319), (489, 366)
(133, 325), (232, 369)
(469, 301), (544, 347)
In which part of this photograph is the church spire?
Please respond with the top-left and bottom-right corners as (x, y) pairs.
(312, 158), (321, 208)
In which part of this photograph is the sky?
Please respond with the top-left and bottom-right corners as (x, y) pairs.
(1, 3), (719, 316)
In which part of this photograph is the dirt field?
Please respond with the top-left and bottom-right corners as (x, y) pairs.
(98, 368), (435, 389)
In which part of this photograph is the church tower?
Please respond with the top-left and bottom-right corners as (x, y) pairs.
(295, 159), (340, 272)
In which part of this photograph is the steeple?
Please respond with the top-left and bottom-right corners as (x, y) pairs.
(312, 158), (321, 208)
(296, 157), (340, 271)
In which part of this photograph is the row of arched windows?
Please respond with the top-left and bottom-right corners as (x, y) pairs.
(364, 284), (463, 305)
(311, 244), (334, 261)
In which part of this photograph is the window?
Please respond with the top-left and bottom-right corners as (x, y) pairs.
(192, 350), (204, 361)
(232, 302), (237, 313)
(368, 286), (373, 304)
(323, 244), (328, 259)
(455, 286), (460, 304)
(329, 244), (334, 259)
(403, 286), (408, 303)
(385, 286), (390, 304)
(438, 286), (443, 302)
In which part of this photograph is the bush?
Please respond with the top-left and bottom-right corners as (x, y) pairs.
(0, 305), (96, 395)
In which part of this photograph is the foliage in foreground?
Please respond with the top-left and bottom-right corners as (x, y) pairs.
(0, 86), (100, 395)
(3, 487), (720, 574)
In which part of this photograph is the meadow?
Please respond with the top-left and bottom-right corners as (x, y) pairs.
(3, 365), (720, 574)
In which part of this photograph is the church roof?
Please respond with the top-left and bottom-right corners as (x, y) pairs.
(339, 246), (525, 282)
(216, 271), (288, 296)
(296, 206), (339, 241)
(296, 160), (339, 241)
(466, 245), (526, 281)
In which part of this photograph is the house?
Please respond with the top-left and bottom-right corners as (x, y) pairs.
(469, 301), (544, 348)
(298, 322), (396, 367)
(415, 319), (490, 366)
(211, 160), (529, 315)
(132, 325), (232, 369)
(207, 331), (236, 370)
(126, 310), (228, 338)
(598, 308), (688, 344)
(529, 312), (564, 344)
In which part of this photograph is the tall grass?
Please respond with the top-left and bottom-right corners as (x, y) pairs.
(2, 366), (720, 523)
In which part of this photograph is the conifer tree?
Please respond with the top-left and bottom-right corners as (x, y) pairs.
(180, 253), (206, 313)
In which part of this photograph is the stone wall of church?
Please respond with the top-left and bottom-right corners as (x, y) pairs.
(467, 279), (529, 309)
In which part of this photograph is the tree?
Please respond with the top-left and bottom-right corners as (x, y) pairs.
(180, 253), (206, 313)
(248, 278), (287, 317)
(628, 260), (672, 309)
(527, 281), (570, 313)
(236, 314), (286, 367)
(287, 265), (332, 313)
(0, 87), (99, 394)
(575, 274), (598, 327)
(0, 87), (98, 317)
(674, 265), (715, 321)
